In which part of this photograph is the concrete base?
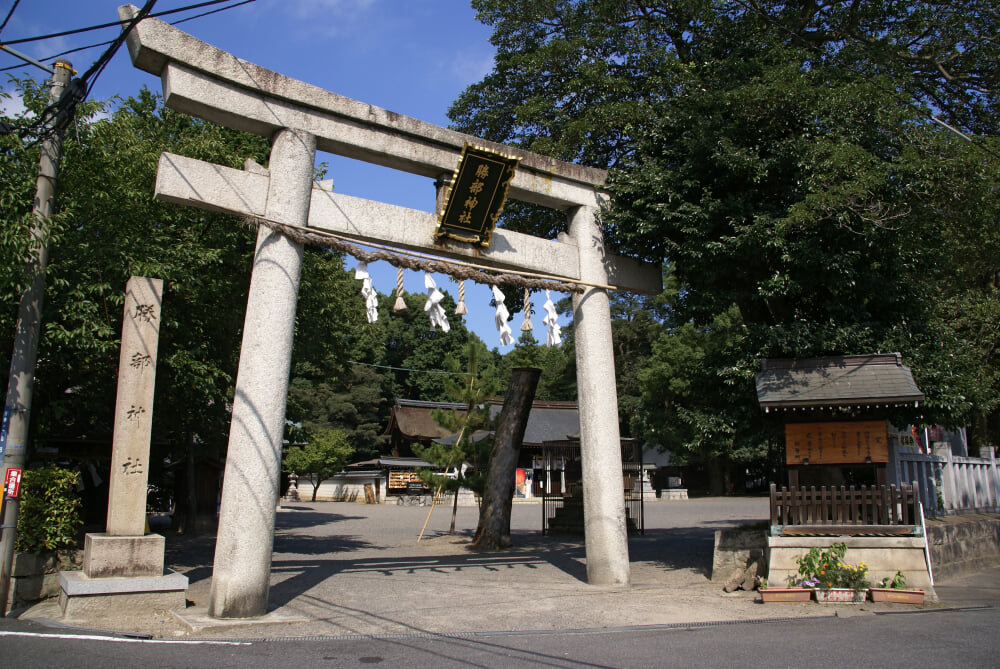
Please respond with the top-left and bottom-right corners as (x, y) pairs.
(660, 489), (688, 500)
(58, 569), (188, 619)
(83, 533), (165, 578)
(767, 535), (937, 601)
(173, 606), (309, 631)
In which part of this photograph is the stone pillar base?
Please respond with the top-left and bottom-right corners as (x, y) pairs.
(58, 569), (189, 619)
(659, 489), (689, 500)
(83, 533), (166, 578)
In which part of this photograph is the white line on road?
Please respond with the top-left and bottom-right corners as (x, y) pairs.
(0, 631), (251, 645)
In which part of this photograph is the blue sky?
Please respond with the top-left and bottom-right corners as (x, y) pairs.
(1, 1), (564, 348)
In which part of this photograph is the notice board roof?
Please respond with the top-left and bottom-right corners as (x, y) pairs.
(755, 354), (924, 412)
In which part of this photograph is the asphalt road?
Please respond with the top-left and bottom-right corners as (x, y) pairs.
(1, 606), (996, 668)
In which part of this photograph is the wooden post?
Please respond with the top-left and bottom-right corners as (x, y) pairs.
(471, 368), (540, 550)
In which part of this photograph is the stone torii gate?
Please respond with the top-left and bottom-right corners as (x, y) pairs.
(118, 6), (661, 619)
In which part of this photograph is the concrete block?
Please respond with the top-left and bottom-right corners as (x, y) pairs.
(59, 569), (187, 596)
(766, 535), (936, 598)
(58, 569), (188, 620)
(83, 533), (165, 578)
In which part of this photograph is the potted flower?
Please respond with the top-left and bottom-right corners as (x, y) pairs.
(870, 571), (925, 604)
(757, 576), (813, 603)
(794, 542), (870, 604)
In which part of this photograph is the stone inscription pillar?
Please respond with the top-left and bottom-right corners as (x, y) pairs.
(209, 128), (316, 618)
(106, 276), (164, 536)
(569, 205), (631, 586)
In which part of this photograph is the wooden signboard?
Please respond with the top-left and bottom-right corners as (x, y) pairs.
(388, 470), (422, 490)
(785, 421), (889, 465)
(435, 143), (520, 247)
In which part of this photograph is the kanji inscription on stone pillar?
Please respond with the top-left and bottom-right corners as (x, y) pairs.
(106, 276), (163, 537)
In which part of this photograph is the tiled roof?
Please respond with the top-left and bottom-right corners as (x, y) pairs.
(386, 398), (580, 446)
(485, 399), (580, 446)
(385, 400), (468, 440)
(755, 353), (924, 410)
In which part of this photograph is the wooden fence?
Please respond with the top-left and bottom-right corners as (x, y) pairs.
(770, 483), (920, 535)
(894, 446), (1000, 516)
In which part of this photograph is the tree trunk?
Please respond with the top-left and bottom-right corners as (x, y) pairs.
(311, 479), (319, 502)
(471, 367), (541, 550)
(708, 457), (726, 496)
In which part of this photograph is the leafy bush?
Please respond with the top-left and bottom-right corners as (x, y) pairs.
(14, 466), (83, 553)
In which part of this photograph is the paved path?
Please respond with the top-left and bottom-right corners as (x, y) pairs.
(16, 497), (996, 639)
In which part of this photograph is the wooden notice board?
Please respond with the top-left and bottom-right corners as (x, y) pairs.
(785, 421), (889, 465)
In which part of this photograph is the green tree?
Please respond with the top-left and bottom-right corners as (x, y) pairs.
(0, 87), (270, 465)
(374, 289), (484, 402)
(282, 427), (355, 501)
(286, 247), (388, 461)
(452, 0), (1000, 459)
(498, 330), (575, 401)
(1, 85), (387, 502)
(413, 335), (499, 533)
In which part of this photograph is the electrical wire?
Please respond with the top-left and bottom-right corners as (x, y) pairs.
(0, 0), (21, 36)
(0, 0), (244, 47)
(0, 0), (257, 75)
(347, 361), (473, 377)
(0, 39), (113, 73)
(170, 0), (255, 26)
(78, 0), (158, 103)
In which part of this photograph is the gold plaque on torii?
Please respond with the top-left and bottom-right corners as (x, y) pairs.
(435, 143), (520, 247)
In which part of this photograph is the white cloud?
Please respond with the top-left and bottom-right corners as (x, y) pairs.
(0, 92), (28, 118)
(267, 0), (378, 36)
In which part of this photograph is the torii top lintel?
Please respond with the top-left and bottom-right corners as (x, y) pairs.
(118, 5), (605, 211)
(117, 5), (661, 295)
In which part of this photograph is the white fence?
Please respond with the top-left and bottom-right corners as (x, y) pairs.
(894, 446), (1000, 516)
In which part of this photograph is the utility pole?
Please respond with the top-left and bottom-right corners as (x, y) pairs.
(0, 59), (74, 615)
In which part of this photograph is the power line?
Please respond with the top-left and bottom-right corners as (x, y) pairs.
(347, 361), (470, 377)
(0, 39), (113, 73)
(0, 0), (20, 36)
(0, 1), (256, 75)
(78, 0), (158, 103)
(0, 0), (246, 47)
(171, 0), (255, 26)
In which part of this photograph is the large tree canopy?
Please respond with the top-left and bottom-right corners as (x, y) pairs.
(450, 1), (1000, 457)
(0, 85), (388, 471)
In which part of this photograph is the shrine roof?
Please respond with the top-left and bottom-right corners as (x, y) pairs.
(384, 399), (468, 440)
(755, 354), (924, 411)
(385, 398), (580, 446)
(485, 399), (580, 446)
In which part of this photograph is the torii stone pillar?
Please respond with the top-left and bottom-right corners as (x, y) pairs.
(119, 4), (661, 617)
(570, 206), (630, 585)
(209, 128), (315, 618)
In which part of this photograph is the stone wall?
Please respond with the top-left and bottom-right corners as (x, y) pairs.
(7, 550), (82, 611)
(711, 529), (767, 583)
(926, 514), (1000, 581)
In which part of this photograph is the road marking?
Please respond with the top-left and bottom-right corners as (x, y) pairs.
(0, 631), (250, 645)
